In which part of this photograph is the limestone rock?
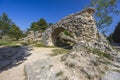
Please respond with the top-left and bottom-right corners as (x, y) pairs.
(23, 31), (42, 43)
(24, 8), (119, 80)
(42, 8), (98, 46)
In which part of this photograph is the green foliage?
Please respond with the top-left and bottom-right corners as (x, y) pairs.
(92, 48), (113, 60)
(0, 40), (21, 47)
(89, 0), (119, 32)
(50, 48), (70, 56)
(56, 71), (63, 77)
(63, 30), (73, 38)
(34, 43), (45, 47)
(112, 22), (120, 43)
(0, 13), (23, 40)
(37, 18), (48, 31)
(107, 33), (113, 43)
(65, 62), (76, 68)
(30, 22), (40, 31)
(9, 23), (23, 40)
(92, 61), (99, 66)
(48, 23), (53, 26)
(20, 42), (29, 46)
(29, 18), (48, 32)
(0, 13), (11, 35)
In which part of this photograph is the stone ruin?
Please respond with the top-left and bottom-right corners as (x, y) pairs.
(42, 7), (115, 54)
(24, 8), (120, 80)
(23, 31), (42, 43)
(42, 8), (99, 46)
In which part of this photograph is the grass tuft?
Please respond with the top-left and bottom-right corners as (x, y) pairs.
(56, 71), (63, 76)
(65, 62), (76, 68)
(92, 48), (113, 60)
(50, 48), (70, 56)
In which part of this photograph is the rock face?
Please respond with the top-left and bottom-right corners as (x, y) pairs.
(23, 31), (42, 42)
(24, 8), (119, 80)
(24, 42), (115, 80)
(42, 8), (99, 46)
(42, 7), (115, 55)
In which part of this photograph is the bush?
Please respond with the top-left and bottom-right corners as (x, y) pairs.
(0, 40), (22, 47)
(63, 30), (73, 38)
(92, 49), (113, 60)
(56, 71), (63, 76)
(50, 48), (70, 56)
(65, 62), (76, 68)
(34, 43), (45, 47)
(21, 42), (29, 46)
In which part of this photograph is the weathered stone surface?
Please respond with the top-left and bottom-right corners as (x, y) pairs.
(25, 58), (80, 80)
(25, 45), (110, 80)
(42, 8), (99, 46)
(24, 8), (119, 80)
(102, 71), (120, 80)
(23, 31), (42, 42)
(59, 32), (77, 43)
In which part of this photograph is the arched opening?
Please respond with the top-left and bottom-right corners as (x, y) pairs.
(51, 27), (74, 49)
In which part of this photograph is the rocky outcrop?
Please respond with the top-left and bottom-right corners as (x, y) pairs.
(24, 42), (115, 80)
(24, 8), (119, 80)
(42, 8), (98, 46)
(42, 7), (115, 54)
(23, 31), (42, 43)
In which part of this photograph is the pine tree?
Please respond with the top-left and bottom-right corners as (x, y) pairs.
(0, 13), (11, 35)
(112, 22), (120, 43)
(29, 18), (48, 32)
(37, 18), (48, 31)
(9, 23), (22, 40)
(89, 0), (119, 33)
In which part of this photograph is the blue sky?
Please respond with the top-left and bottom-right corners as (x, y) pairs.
(0, 0), (120, 35)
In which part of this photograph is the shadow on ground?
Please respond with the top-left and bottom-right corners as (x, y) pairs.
(0, 46), (32, 73)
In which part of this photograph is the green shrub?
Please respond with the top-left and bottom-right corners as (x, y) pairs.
(50, 48), (70, 56)
(34, 43), (45, 47)
(92, 49), (113, 60)
(63, 30), (73, 38)
(0, 40), (22, 47)
(93, 61), (99, 66)
(21, 42), (29, 46)
(85, 47), (92, 53)
(56, 71), (63, 76)
(65, 62), (76, 68)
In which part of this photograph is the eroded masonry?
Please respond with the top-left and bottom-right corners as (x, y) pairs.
(42, 8), (99, 46)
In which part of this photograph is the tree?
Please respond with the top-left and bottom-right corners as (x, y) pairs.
(37, 18), (48, 31)
(9, 23), (22, 40)
(0, 13), (24, 40)
(112, 22), (120, 43)
(30, 22), (40, 31)
(48, 23), (54, 27)
(0, 13), (11, 35)
(29, 18), (48, 32)
(89, 0), (119, 32)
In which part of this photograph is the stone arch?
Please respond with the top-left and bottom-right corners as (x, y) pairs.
(51, 27), (75, 47)
(51, 27), (65, 45)
(42, 8), (98, 46)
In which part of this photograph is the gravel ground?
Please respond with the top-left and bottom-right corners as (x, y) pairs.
(0, 47), (54, 80)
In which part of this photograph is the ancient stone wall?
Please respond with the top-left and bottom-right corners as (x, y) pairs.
(23, 31), (42, 42)
(42, 8), (99, 46)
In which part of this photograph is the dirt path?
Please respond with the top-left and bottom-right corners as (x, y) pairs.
(0, 47), (55, 80)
